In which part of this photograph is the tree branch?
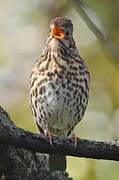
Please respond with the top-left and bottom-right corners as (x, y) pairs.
(72, 0), (119, 66)
(0, 106), (119, 162)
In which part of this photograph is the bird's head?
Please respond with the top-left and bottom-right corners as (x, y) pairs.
(47, 17), (75, 49)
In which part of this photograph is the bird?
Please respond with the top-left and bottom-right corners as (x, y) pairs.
(30, 17), (90, 171)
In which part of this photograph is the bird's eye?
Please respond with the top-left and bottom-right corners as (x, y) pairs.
(66, 31), (69, 36)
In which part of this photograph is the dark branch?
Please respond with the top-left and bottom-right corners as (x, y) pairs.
(72, 0), (119, 66)
(0, 106), (119, 162)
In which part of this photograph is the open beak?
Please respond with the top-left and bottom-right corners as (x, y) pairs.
(50, 23), (65, 39)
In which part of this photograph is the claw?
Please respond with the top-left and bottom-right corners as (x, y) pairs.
(44, 130), (58, 146)
(68, 133), (81, 149)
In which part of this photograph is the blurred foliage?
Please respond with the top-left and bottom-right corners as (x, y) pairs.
(0, 0), (119, 179)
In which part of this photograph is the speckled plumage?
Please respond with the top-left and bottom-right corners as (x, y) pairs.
(30, 17), (90, 171)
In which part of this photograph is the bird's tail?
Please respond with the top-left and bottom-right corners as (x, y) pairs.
(46, 154), (66, 171)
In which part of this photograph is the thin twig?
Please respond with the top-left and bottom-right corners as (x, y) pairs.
(72, 0), (119, 65)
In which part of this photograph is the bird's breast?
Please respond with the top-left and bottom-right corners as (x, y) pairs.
(30, 50), (90, 136)
(39, 80), (74, 130)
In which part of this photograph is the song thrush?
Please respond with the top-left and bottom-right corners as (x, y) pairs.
(30, 17), (90, 171)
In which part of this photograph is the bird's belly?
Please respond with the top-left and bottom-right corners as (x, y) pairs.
(37, 81), (75, 135)
(46, 84), (73, 126)
(35, 77), (89, 136)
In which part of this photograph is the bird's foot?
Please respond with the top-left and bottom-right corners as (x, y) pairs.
(44, 130), (58, 146)
(68, 133), (81, 149)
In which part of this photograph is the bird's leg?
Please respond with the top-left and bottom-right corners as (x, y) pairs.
(44, 129), (58, 146)
(68, 132), (81, 149)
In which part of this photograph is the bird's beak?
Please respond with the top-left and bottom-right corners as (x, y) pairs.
(51, 23), (65, 39)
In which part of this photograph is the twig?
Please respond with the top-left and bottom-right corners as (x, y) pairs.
(72, 0), (119, 65)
